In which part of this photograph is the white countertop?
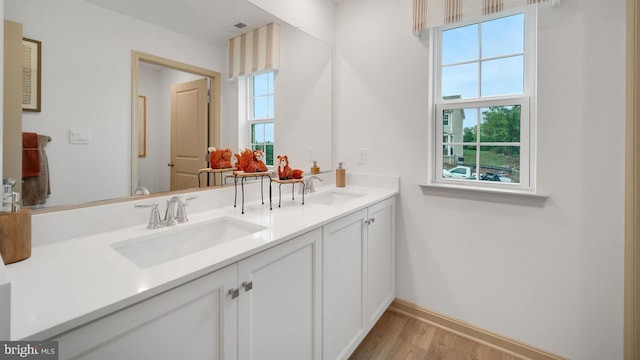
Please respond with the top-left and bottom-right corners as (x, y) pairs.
(5, 178), (398, 340)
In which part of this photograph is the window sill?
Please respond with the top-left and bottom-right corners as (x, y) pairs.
(419, 182), (548, 206)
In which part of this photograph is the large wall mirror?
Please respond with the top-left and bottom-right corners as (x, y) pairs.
(4, 0), (333, 209)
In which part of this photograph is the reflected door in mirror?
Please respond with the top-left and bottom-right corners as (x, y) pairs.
(171, 78), (209, 191)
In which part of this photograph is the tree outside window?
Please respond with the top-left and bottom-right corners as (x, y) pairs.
(435, 10), (535, 189)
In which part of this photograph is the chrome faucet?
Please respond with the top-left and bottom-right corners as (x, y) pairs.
(164, 196), (189, 226)
(300, 175), (324, 194)
(135, 195), (195, 229)
(133, 186), (150, 195)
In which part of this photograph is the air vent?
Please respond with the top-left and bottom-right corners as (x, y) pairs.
(234, 22), (247, 29)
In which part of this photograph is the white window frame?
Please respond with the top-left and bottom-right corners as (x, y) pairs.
(428, 7), (538, 194)
(247, 71), (275, 167)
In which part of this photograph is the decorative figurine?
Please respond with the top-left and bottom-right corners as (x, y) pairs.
(277, 155), (304, 180)
(237, 148), (268, 173)
(208, 147), (233, 169)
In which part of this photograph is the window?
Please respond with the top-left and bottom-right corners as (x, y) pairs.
(249, 71), (275, 166)
(432, 9), (536, 191)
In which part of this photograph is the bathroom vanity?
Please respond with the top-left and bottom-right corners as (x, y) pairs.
(3, 174), (398, 360)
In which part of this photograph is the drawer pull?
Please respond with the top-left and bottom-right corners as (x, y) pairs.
(228, 288), (240, 299)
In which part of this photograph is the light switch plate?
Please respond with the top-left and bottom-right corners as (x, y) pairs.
(69, 128), (91, 144)
(358, 148), (367, 164)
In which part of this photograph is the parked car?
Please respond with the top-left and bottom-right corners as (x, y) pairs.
(480, 172), (512, 183)
(442, 166), (475, 179)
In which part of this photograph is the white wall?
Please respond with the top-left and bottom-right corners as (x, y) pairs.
(234, 21), (333, 172)
(5, 0), (225, 206)
(275, 23), (332, 171)
(249, 0), (335, 46)
(137, 65), (164, 193)
(334, 0), (625, 359)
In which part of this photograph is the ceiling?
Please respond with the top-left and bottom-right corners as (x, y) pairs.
(84, 0), (281, 45)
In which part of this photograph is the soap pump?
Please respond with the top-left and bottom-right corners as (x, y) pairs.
(0, 178), (31, 265)
(2, 178), (20, 212)
(311, 161), (320, 174)
(336, 162), (346, 187)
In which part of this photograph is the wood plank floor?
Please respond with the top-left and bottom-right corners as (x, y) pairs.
(349, 308), (523, 360)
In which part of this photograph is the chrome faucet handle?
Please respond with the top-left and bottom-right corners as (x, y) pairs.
(148, 203), (162, 229)
(135, 202), (163, 229)
(175, 202), (188, 223)
(175, 196), (197, 223)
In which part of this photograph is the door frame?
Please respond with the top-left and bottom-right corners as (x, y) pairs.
(130, 51), (221, 194)
(625, 0), (639, 359)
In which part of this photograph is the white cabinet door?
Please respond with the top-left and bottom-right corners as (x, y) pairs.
(365, 197), (395, 327)
(322, 209), (367, 360)
(238, 228), (322, 360)
(53, 264), (238, 360)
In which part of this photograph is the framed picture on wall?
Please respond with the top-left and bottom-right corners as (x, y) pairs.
(22, 38), (41, 112)
(138, 95), (147, 157)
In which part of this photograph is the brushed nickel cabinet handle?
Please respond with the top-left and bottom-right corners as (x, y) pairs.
(228, 288), (240, 299)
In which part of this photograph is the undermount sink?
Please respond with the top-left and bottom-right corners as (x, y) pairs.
(112, 217), (267, 269)
(310, 191), (365, 206)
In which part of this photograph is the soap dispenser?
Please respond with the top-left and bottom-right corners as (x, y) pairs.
(336, 162), (346, 187)
(0, 178), (32, 264)
(311, 161), (320, 174)
(2, 178), (19, 212)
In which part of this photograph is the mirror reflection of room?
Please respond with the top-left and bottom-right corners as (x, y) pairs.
(4, 0), (332, 209)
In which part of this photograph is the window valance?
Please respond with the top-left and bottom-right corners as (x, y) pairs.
(413, 0), (557, 36)
(228, 23), (280, 79)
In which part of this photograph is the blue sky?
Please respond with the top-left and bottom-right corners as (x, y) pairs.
(252, 72), (275, 143)
(441, 13), (525, 128)
(442, 13), (524, 99)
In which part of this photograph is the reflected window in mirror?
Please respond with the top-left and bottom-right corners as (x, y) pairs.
(249, 71), (275, 166)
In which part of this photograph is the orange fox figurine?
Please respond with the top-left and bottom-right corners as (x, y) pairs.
(208, 147), (220, 168)
(252, 149), (268, 172)
(237, 148), (268, 173)
(231, 153), (241, 170)
(238, 149), (253, 172)
(208, 147), (234, 169)
(277, 155), (303, 180)
(219, 148), (233, 169)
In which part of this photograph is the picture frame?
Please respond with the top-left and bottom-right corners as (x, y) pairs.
(22, 37), (41, 112)
(138, 95), (147, 157)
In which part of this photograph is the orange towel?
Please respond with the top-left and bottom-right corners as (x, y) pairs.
(22, 134), (51, 206)
(22, 132), (40, 178)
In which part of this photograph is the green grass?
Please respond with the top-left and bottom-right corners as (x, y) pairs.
(463, 149), (519, 169)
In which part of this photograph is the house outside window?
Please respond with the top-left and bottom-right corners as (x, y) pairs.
(433, 9), (536, 190)
(249, 71), (274, 166)
(442, 96), (465, 163)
